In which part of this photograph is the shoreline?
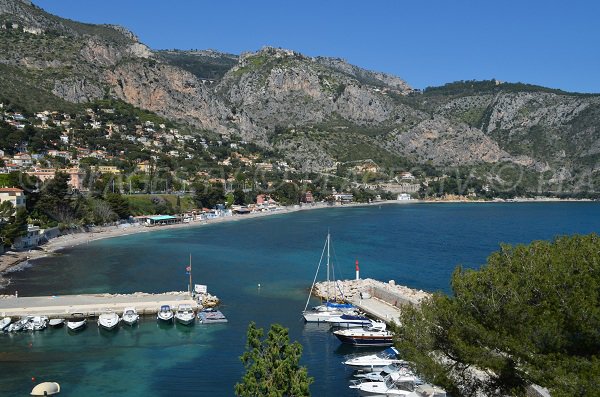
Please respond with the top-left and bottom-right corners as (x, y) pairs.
(0, 198), (595, 287)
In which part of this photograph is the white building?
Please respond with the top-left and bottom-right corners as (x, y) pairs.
(0, 187), (26, 209)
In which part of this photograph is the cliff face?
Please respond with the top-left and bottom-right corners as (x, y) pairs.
(1, 0), (599, 190)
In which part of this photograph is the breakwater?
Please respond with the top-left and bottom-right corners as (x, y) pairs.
(0, 291), (220, 318)
(312, 278), (431, 323)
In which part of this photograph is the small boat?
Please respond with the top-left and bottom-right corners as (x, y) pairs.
(326, 313), (373, 328)
(67, 314), (87, 332)
(350, 372), (446, 396)
(0, 317), (12, 331)
(97, 311), (120, 331)
(121, 307), (139, 326)
(157, 305), (174, 322)
(344, 347), (403, 372)
(8, 317), (28, 332)
(30, 381), (61, 396)
(334, 322), (394, 347)
(353, 362), (416, 382)
(198, 307), (228, 324)
(174, 304), (195, 325)
(29, 316), (48, 331)
(48, 318), (65, 328)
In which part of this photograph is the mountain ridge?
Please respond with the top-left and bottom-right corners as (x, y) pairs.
(1, 0), (599, 191)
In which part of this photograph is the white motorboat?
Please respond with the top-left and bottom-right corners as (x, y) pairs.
(28, 316), (48, 331)
(67, 314), (87, 332)
(121, 307), (139, 326)
(48, 318), (65, 328)
(8, 318), (28, 332)
(97, 311), (120, 331)
(302, 233), (355, 322)
(351, 372), (446, 396)
(334, 322), (394, 347)
(174, 304), (195, 325)
(343, 347), (403, 372)
(0, 316), (12, 331)
(354, 362), (416, 382)
(157, 305), (174, 322)
(325, 313), (373, 328)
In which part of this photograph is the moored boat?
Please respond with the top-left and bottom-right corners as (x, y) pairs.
(302, 233), (355, 322)
(121, 307), (139, 326)
(157, 305), (174, 322)
(28, 316), (48, 331)
(8, 317), (28, 332)
(343, 347), (403, 372)
(0, 316), (12, 331)
(67, 314), (87, 332)
(174, 304), (195, 325)
(198, 307), (228, 324)
(351, 371), (446, 396)
(326, 313), (373, 328)
(333, 322), (394, 347)
(48, 318), (65, 328)
(97, 311), (120, 331)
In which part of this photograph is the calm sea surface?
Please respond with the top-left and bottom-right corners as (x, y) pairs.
(1, 202), (599, 396)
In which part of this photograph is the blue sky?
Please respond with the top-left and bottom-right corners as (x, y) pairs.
(34, 0), (600, 93)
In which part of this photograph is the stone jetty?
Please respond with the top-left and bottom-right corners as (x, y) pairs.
(312, 278), (432, 324)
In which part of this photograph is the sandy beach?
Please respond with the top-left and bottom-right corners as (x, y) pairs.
(0, 201), (377, 284)
(0, 197), (593, 286)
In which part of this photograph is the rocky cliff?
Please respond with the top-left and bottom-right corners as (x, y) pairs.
(0, 0), (599, 190)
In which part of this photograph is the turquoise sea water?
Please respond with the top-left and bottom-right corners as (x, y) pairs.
(1, 202), (599, 396)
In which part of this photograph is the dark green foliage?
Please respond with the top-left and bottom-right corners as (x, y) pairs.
(34, 172), (76, 225)
(104, 192), (130, 219)
(233, 188), (246, 205)
(158, 50), (238, 80)
(1, 207), (28, 246)
(395, 234), (600, 397)
(193, 182), (224, 209)
(273, 182), (300, 205)
(235, 322), (313, 397)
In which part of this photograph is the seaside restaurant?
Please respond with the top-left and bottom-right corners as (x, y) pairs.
(144, 215), (181, 226)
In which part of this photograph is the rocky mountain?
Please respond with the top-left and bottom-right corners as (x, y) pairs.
(1, 0), (599, 192)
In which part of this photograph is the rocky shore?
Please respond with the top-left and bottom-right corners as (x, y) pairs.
(313, 278), (432, 307)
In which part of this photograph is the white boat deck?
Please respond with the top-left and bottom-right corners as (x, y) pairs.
(0, 291), (198, 318)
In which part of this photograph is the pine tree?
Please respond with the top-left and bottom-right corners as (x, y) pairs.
(235, 322), (313, 397)
(395, 234), (600, 397)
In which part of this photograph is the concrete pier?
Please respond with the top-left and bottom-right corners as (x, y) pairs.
(312, 278), (432, 324)
(0, 291), (199, 318)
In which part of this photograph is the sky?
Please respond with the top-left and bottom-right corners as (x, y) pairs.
(33, 0), (600, 93)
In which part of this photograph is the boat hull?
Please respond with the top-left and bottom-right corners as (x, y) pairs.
(175, 316), (195, 325)
(157, 313), (174, 322)
(334, 332), (394, 347)
(302, 310), (344, 323)
(67, 321), (86, 332)
(122, 316), (139, 326)
(98, 314), (120, 331)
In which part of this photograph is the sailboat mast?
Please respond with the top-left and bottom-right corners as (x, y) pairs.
(189, 253), (193, 296)
(327, 232), (331, 302)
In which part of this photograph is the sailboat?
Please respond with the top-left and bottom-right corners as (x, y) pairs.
(302, 232), (356, 322)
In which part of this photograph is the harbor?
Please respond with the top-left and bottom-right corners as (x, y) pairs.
(1, 203), (596, 395)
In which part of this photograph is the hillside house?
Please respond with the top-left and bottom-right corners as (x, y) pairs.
(0, 187), (26, 209)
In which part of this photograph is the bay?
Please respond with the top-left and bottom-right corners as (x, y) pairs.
(1, 202), (599, 396)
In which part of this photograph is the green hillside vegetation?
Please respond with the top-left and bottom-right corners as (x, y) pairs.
(158, 50), (238, 80)
(395, 234), (600, 397)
